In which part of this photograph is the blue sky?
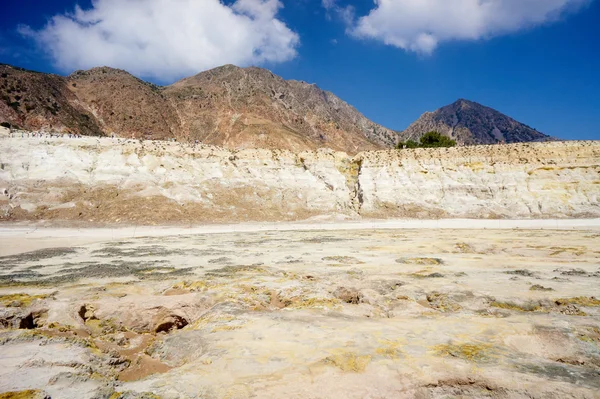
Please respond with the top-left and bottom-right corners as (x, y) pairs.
(1, 0), (599, 140)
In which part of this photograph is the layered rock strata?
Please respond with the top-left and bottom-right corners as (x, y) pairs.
(0, 135), (598, 224)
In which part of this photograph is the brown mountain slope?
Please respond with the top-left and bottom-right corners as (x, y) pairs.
(68, 67), (180, 140)
(0, 63), (398, 153)
(163, 64), (397, 152)
(401, 99), (553, 145)
(0, 64), (102, 135)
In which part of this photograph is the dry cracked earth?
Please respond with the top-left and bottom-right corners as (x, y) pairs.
(0, 228), (599, 399)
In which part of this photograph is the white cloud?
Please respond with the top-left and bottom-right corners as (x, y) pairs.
(350, 0), (590, 53)
(22, 0), (299, 82)
(322, 0), (355, 25)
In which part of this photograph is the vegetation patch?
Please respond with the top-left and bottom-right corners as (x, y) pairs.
(397, 131), (457, 149)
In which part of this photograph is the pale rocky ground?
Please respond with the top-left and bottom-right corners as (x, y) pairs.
(0, 225), (600, 399)
(0, 130), (598, 224)
(1, 129), (600, 398)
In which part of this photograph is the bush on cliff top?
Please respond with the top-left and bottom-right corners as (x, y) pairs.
(397, 131), (457, 149)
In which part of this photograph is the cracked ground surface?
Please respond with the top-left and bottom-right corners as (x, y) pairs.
(0, 227), (599, 399)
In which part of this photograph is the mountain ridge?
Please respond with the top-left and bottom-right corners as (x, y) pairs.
(0, 63), (397, 153)
(1, 63), (556, 152)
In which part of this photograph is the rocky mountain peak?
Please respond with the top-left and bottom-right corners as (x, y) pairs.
(400, 99), (553, 145)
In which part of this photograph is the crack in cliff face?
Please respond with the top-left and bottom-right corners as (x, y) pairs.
(354, 158), (364, 212)
(297, 156), (334, 192)
(341, 157), (364, 213)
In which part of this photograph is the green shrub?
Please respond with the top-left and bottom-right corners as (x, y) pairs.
(397, 131), (456, 149)
(405, 139), (420, 148)
(419, 131), (457, 148)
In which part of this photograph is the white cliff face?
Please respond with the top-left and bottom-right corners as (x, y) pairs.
(0, 136), (598, 224)
(357, 142), (599, 218)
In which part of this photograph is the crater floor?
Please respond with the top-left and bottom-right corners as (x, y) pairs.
(0, 226), (599, 399)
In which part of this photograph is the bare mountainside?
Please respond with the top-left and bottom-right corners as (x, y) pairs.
(0, 132), (598, 224)
(68, 67), (180, 140)
(0, 64), (102, 136)
(165, 64), (398, 152)
(0, 64), (397, 153)
(401, 99), (553, 145)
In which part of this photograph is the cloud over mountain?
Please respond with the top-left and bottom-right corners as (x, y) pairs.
(349, 0), (590, 53)
(21, 0), (299, 82)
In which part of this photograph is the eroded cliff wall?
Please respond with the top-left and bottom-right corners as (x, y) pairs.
(0, 134), (598, 224)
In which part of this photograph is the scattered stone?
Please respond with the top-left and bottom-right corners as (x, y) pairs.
(557, 304), (586, 316)
(0, 308), (47, 329)
(333, 287), (363, 305)
(426, 272), (445, 278)
(154, 315), (189, 333)
(426, 293), (461, 312)
(78, 304), (98, 322)
(505, 269), (537, 277)
(554, 268), (600, 277)
(555, 297), (600, 307)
